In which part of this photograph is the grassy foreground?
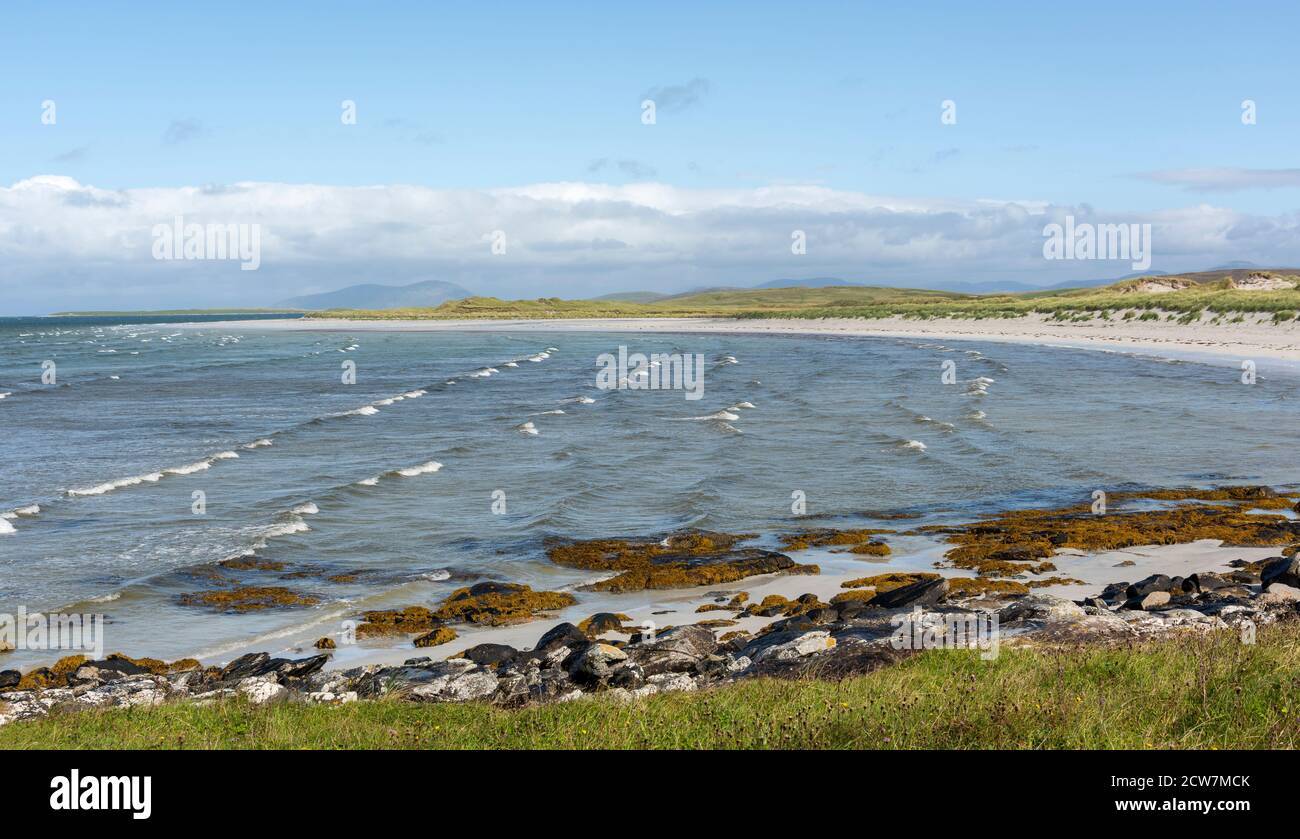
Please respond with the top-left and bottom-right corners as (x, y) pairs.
(4, 621), (1299, 749)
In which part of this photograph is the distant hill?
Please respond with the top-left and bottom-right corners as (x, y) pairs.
(592, 291), (672, 303)
(276, 280), (474, 310)
(753, 277), (863, 289)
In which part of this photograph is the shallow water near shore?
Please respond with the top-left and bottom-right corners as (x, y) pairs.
(2, 320), (1298, 669)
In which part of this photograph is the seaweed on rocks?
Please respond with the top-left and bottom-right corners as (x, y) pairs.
(179, 586), (320, 612)
(927, 487), (1300, 578)
(547, 529), (816, 592)
(433, 582), (576, 626)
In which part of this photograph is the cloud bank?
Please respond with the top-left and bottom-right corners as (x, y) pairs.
(2, 175), (1299, 314)
(1135, 167), (1300, 192)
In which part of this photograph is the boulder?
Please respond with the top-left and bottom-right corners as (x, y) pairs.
(999, 594), (1086, 623)
(645, 672), (696, 693)
(835, 600), (871, 621)
(870, 578), (948, 609)
(627, 625), (717, 676)
(1123, 591), (1171, 611)
(608, 662), (645, 689)
(532, 622), (589, 656)
(746, 631), (835, 663)
(460, 643), (519, 669)
(1126, 574), (1173, 599)
(567, 643), (628, 684)
(1261, 556), (1300, 590)
(237, 676), (288, 706)
(408, 670), (499, 703)
(0, 670), (21, 690)
(1259, 583), (1300, 605)
(278, 654), (329, 679)
(71, 658), (152, 684)
(1099, 582), (1130, 603)
(493, 672), (530, 706)
(355, 659), (475, 698)
(1185, 572), (1235, 593)
(579, 612), (630, 636)
(77, 676), (169, 709)
(220, 652), (276, 682)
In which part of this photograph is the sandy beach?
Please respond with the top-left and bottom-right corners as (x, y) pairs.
(183, 312), (1300, 366)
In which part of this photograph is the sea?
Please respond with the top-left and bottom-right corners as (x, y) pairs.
(2, 315), (1298, 667)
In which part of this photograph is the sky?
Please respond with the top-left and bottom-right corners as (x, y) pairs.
(1, 0), (1299, 314)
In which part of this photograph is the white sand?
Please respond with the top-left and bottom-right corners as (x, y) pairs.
(180, 312), (1300, 365)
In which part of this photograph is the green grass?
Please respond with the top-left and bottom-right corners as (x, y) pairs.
(5, 621), (1299, 749)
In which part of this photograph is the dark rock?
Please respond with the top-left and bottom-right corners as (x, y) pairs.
(998, 595), (1085, 623)
(1099, 582), (1130, 603)
(835, 600), (871, 621)
(1125, 574), (1172, 599)
(1123, 591), (1171, 611)
(1199, 586), (1254, 605)
(278, 654), (329, 679)
(220, 652), (276, 682)
(749, 640), (910, 680)
(531, 622), (589, 656)
(764, 614), (821, 634)
(0, 670), (19, 690)
(1261, 556), (1300, 590)
(609, 662), (645, 688)
(567, 642), (628, 684)
(69, 658), (152, 684)
(831, 624), (902, 645)
(356, 660), (480, 698)
(460, 643), (519, 669)
(1083, 596), (1110, 609)
(530, 668), (574, 701)
(581, 613), (628, 636)
(628, 625), (717, 676)
(403, 657), (433, 666)
(871, 577), (949, 609)
(493, 671), (530, 706)
(1186, 572), (1240, 593)
(740, 630), (832, 664)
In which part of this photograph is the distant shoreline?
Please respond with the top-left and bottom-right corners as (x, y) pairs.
(173, 312), (1300, 365)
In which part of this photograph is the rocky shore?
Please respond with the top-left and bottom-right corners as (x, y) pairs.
(4, 549), (1298, 728)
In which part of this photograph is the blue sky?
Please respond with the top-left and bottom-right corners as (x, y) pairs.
(1, 1), (1299, 312)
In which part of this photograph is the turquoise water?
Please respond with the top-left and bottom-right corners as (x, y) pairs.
(2, 319), (1297, 665)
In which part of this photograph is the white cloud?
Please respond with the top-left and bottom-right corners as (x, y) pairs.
(1135, 167), (1300, 192)
(1, 176), (1299, 313)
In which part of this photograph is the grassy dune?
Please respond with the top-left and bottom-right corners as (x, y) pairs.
(4, 621), (1297, 749)
(315, 272), (1300, 321)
